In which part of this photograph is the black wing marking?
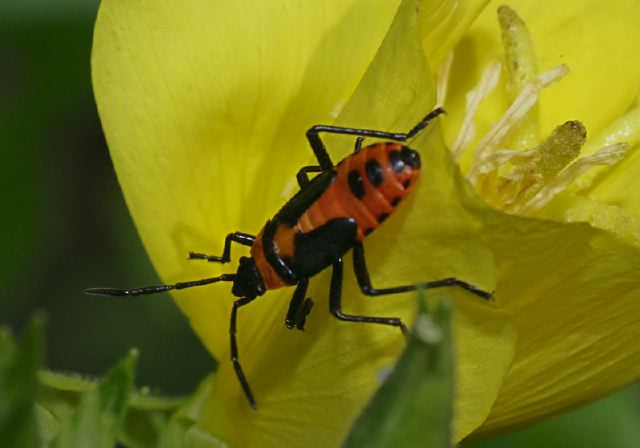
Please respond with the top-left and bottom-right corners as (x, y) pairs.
(285, 218), (358, 279)
(274, 170), (337, 225)
(262, 219), (297, 284)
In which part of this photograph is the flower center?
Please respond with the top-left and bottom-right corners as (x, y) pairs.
(439, 5), (632, 217)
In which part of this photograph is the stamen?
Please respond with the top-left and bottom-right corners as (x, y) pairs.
(498, 5), (540, 148)
(533, 120), (586, 182)
(472, 147), (539, 175)
(538, 65), (570, 86)
(473, 120), (587, 213)
(450, 61), (502, 160)
(517, 143), (631, 213)
(572, 104), (640, 191)
(468, 65), (569, 183)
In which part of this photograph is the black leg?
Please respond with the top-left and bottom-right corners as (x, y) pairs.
(85, 274), (236, 297)
(296, 135), (368, 187)
(296, 165), (323, 188)
(230, 296), (258, 410)
(189, 232), (255, 263)
(329, 258), (408, 335)
(285, 278), (314, 331)
(306, 108), (446, 170)
(352, 242), (492, 300)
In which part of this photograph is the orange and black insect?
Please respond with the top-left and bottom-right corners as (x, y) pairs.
(86, 108), (490, 409)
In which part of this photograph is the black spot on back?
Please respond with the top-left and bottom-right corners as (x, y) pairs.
(391, 197), (401, 207)
(403, 179), (411, 188)
(365, 159), (384, 186)
(348, 170), (365, 199)
(364, 227), (374, 236)
(388, 150), (405, 173)
(377, 213), (389, 223)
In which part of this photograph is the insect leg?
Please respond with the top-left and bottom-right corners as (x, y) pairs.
(352, 242), (492, 300)
(85, 274), (236, 297)
(189, 232), (255, 263)
(285, 278), (314, 331)
(329, 258), (408, 335)
(305, 127), (335, 170)
(230, 296), (258, 410)
(296, 165), (323, 188)
(305, 108), (446, 170)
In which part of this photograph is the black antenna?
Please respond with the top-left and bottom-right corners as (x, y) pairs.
(85, 274), (236, 297)
(406, 107), (446, 139)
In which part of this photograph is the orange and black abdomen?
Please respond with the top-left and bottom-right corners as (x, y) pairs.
(253, 142), (421, 290)
(299, 142), (420, 240)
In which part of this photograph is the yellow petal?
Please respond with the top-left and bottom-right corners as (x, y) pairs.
(454, 297), (515, 439)
(472, 212), (640, 436)
(420, 0), (490, 68)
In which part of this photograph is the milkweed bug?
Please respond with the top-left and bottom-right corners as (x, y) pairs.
(86, 107), (491, 409)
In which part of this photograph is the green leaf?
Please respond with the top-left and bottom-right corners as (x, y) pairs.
(343, 295), (455, 448)
(0, 315), (45, 448)
(35, 371), (94, 440)
(37, 369), (184, 448)
(50, 349), (138, 448)
(119, 387), (185, 448)
(159, 375), (227, 448)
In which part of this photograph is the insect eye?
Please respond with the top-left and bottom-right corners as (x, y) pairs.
(400, 147), (421, 169)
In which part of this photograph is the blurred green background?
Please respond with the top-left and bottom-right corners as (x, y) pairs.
(1, 0), (214, 395)
(1, 1), (637, 446)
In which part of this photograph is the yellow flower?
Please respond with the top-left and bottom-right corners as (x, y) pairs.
(92, 0), (640, 445)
